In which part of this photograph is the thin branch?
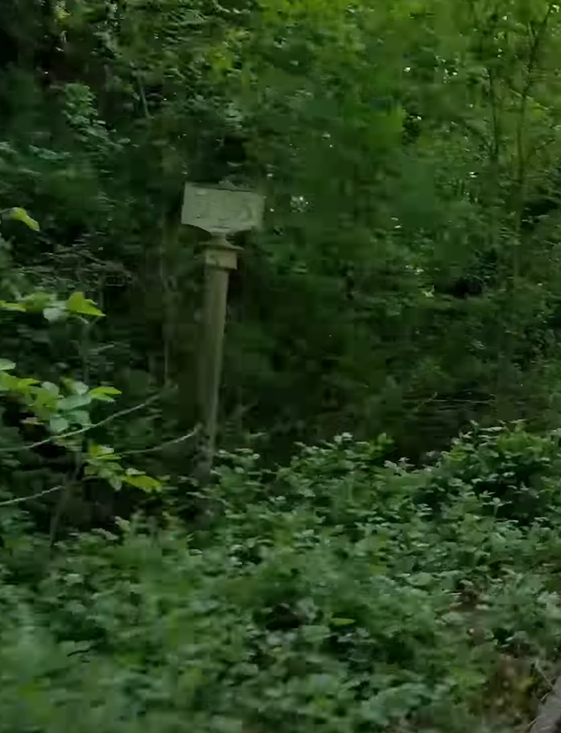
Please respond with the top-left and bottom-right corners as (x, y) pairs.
(119, 425), (201, 457)
(137, 74), (150, 118)
(0, 485), (63, 507)
(486, 67), (502, 166)
(515, 2), (555, 199)
(0, 392), (164, 455)
(465, 1), (503, 167)
(131, 62), (150, 119)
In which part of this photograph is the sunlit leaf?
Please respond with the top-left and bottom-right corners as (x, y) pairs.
(0, 373), (19, 390)
(0, 359), (16, 371)
(65, 292), (105, 317)
(44, 306), (66, 322)
(9, 207), (40, 231)
(89, 386), (121, 402)
(14, 378), (39, 394)
(59, 394), (92, 411)
(87, 443), (120, 460)
(123, 473), (163, 492)
(331, 617), (356, 627)
(0, 300), (25, 312)
(23, 292), (56, 310)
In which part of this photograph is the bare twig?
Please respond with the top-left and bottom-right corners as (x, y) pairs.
(0, 485), (63, 507)
(0, 392), (163, 455)
(119, 425), (201, 457)
(515, 2), (555, 213)
(136, 71), (150, 118)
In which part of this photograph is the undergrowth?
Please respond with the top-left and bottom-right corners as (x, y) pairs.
(1, 424), (561, 732)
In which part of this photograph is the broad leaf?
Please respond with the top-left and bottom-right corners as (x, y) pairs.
(0, 300), (25, 312)
(70, 410), (91, 427)
(0, 359), (16, 371)
(49, 416), (69, 434)
(89, 386), (122, 402)
(44, 306), (66, 322)
(70, 380), (90, 396)
(41, 382), (60, 396)
(9, 207), (40, 231)
(58, 394), (92, 411)
(109, 475), (123, 490)
(23, 292), (56, 310)
(123, 473), (163, 492)
(66, 292), (105, 317)
(87, 443), (120, 461)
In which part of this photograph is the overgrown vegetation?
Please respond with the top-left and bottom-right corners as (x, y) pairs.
(5, 0), (561, 464)
(2, 425), (561, 732)
(2, 0), (561, 730)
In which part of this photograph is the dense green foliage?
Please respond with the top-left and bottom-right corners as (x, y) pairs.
(2, 424), (561, 732)
(3, 0), (561, 730)
(4, 0), (561, 466)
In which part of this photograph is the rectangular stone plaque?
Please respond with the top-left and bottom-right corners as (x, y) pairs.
(181, 184), (265, 235)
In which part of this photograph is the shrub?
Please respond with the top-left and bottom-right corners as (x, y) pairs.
(425, 423), (561, 522)
(0, 424), (560, 732)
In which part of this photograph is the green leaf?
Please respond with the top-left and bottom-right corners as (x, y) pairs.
(65, 292), (105, 317)
(0, 359), (16, 371)
(331, 617), (356, 627)
(0, 373), (19, 390)
(58, 394), (92, 411)
(23, 292), (56, 310)
(43, 306), (66, 322)
(410, 572), (434, 587)
(123, 473), (163, 492)
(89, 386), (121, 402)
(16, 378), (38, 388)
(88, 442), (114, 457)
(9, 207), (40, 231)
(0, 300), (25, 312)
(109, 475), (123, 490)
(13, 378), (38, 395)
(33, 387), (59, 412)
(69, 380), (89, 396)
(87, 443), (120, 460)
(41, 382), (60, 396)
(70, 410), (91, 427)
(49, 416), (69, 434)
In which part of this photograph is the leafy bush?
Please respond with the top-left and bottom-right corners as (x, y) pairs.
(425, 423), (561, 522)
(0, 424), (560, 732)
